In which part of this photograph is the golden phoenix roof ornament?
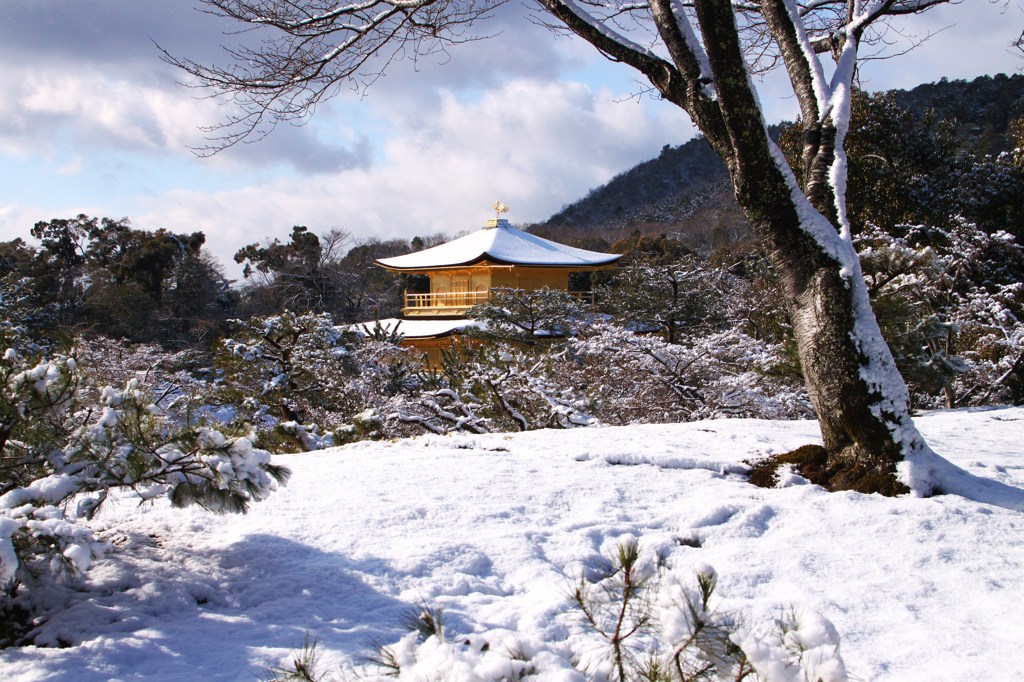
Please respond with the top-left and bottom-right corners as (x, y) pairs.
(493, 200), (509, 220)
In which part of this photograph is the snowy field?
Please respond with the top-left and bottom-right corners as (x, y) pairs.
(2, 408), (1023, 681)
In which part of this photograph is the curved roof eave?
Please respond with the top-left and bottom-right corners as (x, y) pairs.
(375, 252), (622, 272)
(375, 220), (622, 271)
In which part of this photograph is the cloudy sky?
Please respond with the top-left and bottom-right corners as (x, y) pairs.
(0, 1), (1020, 279)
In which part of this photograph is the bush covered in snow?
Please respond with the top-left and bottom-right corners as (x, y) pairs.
(0, 332), (289, 638)
(267, 538), (846, 682)
(598, 253), (743, 345)
(213, 312), (423, 450)
(385, 340), (600, 435)
(429, 280), (812, 430)
(467, 286), (591, 343)
(194, 298), (809, 448)
(378, 321), (809, 438)
(857, 219), (1024, 407)
(567, 323), (811, 424)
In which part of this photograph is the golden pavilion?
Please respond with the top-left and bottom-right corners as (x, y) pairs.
(364, 206), (622, 365)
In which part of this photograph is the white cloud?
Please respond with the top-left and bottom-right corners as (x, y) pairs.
(854, 2), (1022, 91)
(0, 200), (107, 246)
(130, 78), (693, 278)
(0, 67), (212, 156)
(0, 62), (372, 174)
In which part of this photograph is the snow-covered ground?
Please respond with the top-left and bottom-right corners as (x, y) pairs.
(3, 408), (1023, 681)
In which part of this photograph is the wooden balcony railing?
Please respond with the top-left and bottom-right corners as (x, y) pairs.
(403, 290), (597, 316)
(404, 290), (490, 311)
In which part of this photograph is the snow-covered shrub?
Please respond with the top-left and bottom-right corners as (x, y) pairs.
(856, 220), (1024, 407)
(384, 384), (491, 436)
(345, 538), (846, 682)
(570, 536), (763, 680)
(735, 608), (848, 682)
(0, 275), (57, 363)
(263, 632), (325, 682)
(467, 287), (590, 343)
(382, 320), (806, 436)
(0, 342), (289, 602)
(454, 342), (597, 430)
(217, 312), (359, 418)
(210, 308), (808, 444)
(75, 336), (215, 422)
(214, 312), (427, 449)
(599, 253), (743, 345)
(571, 535), (663, 681)
(217, 312), (361, 448)
(384, 341), (598, 436)
(567, 323), (811, 424)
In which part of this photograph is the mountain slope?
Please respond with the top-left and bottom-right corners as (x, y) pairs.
(536, 73), (1024, 246)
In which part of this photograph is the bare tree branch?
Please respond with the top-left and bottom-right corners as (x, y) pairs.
(168, 0), (958, 154)
(161, 0), (503, 153)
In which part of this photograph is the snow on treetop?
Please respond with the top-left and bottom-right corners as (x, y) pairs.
(376, 219), (622, 270)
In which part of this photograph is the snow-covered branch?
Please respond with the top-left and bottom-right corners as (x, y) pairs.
(0, 347), (290, 587)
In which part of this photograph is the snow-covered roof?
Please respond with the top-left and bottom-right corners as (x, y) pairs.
(376, 219), (622, 271)
(349, 318), (482, 340)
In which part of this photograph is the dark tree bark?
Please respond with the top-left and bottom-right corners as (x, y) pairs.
(693, 0), (907, 485)
(536, 0), (927, 490)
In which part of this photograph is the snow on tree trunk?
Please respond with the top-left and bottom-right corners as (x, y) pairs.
(679, 0), (913, 492)
(659, 0), (1021, 507)
(746, 162), (911, 488)
(732, 126), (1024, 509)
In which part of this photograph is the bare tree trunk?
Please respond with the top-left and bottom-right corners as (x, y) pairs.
(711, 117), (907, 489)
(688, 0), (911, 491)
(537, 0), (916, 490)
(746, 188), (909, 491)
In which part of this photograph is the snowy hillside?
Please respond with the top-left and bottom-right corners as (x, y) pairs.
(3, 408), (1023, 681)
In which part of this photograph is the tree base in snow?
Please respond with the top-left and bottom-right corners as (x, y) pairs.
(748, 445), (911, 496)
